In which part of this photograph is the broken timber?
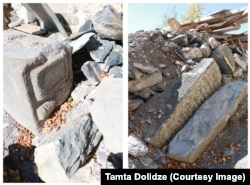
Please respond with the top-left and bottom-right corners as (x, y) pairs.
(165, 6), (248, 50)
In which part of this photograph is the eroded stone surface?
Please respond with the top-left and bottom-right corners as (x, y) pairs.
(129, 71), (162, 93)
(3, 29), (73, 136)
(167, 81), (248, 163)
(145, 58), (222, 147)
(35, 104), (102, 182)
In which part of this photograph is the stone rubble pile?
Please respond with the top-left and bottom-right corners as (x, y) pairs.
(3, 4), (123, 183)
(128, 28), (248, 168)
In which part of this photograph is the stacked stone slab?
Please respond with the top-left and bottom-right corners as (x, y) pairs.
(3, 29), (73, 135)
(167, 81), (248, 163)
(145, 58), (222, 147)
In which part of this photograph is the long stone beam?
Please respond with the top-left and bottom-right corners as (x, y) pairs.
(145, 58), (222, 147)
(167, 81), (247, 163)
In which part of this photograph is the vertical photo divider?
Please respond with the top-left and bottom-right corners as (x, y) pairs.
(123, 1), (129, 169)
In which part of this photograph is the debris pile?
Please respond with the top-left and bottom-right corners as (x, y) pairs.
(3, 3), (123, 183)
(128, 6), (248, 169)
(167, 6), (248, 50)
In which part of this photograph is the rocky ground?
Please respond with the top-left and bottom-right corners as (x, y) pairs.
(128, 29), (248, 169)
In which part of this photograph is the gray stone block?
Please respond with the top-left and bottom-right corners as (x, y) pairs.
(3, 30), (73, 135)
(90, 77), (123, 155)
(103, 51), (123, 72)
(145, 58), (222, 147)
(93, 5), (122, 41)
(69, 32), (95, 54)
(35, 103), (102, 182)
(129, 71), (162, 93)
(85, 36), (113, 63)
(167, 81), (248, 163)
(81, 61), (102, 85)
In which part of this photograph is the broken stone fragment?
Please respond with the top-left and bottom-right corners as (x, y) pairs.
(78, 19), (94, 33)
(212, 45), (235, 74)
(234, 53), (247, 72)
(35, 111), (102, 182)
(161, 42), (178, 53)
(93, 5), (122, 41)
(200, 42), (211, 58)
(233, 67), (243, 77)
(183, 48), (203, 60)
(129, 99), (144, 112)
(133, 62), (159, 74)
(69, 32), (95, 54)
(170, 34), (188, 47)
(129, 71), (162, 93)
(128, 134), (148, 157)
(145, 58), (221, 147)
(134, 88), (155, 100)
(81, 61), (102, 85)
(85, 35), (113, 63)
(108, 66), (123, 78)
(128, 67), (143, 79)
(103, 51), (123, 72)
(167, 81), (247, 163)
(208, 37), (220, 49)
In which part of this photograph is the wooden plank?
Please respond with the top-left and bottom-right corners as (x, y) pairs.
(167, 18), (181, 31)
(181, 16), (222, 27)
(224, 6), (247, 18)
(219, 14), (242, 28)
(13, 23), (47, 35)
(212, 24), (241, 34)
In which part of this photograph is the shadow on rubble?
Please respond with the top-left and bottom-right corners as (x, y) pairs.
(109, 152), (123, 169)
(55, 13), (72, 34)
(3, 144), (44, 183)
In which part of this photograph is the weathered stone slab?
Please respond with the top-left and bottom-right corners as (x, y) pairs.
(81, 61), (102, 85)
(93, 5), (122, 41)
(35, 103), (102, 182)
(90, 77), (123, 155)
(170, 34), (188, 46)
(69, 32), (95, 54)
(103, 51), (123, 72)
(85, 36), (113, 63)
(129, 71), (162, 93)
(145, 58), (222, 147)
(3, 30), (73, 135)
(167, 81), (248, 163)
